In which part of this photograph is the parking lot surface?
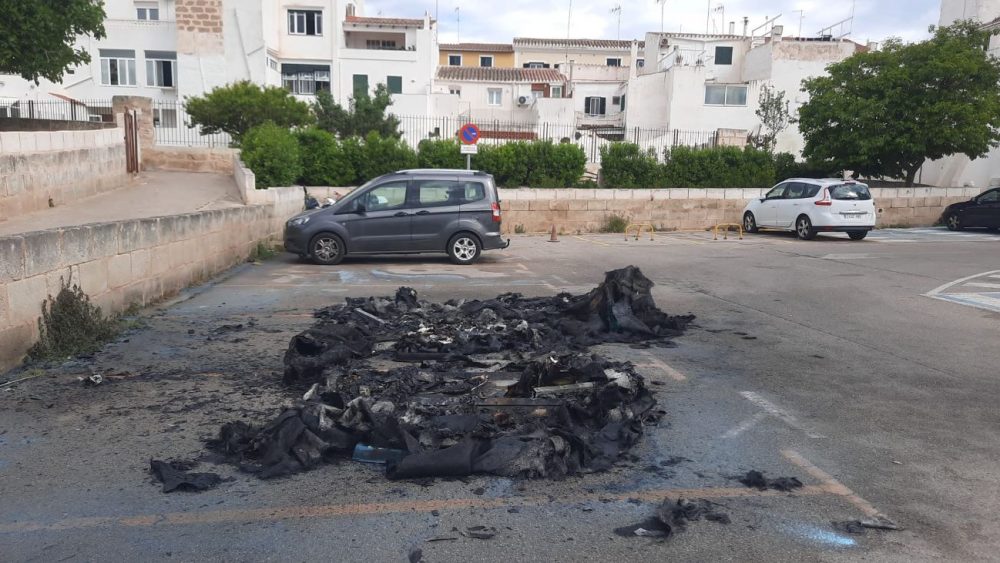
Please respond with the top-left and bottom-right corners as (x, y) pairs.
(2, 228), (999, 562)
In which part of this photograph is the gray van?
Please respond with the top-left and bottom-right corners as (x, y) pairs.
(284, 169), (510, 265)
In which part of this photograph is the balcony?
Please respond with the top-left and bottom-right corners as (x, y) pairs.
(340, 47), (418, 62)
(576, 111), (625, 129)
(561, 63), (629, 83)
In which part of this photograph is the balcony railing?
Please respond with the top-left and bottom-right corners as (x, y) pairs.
(576, 111), (625, 128)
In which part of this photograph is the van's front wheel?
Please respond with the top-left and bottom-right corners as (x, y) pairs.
(310, 233), (345, 265)
(448, 233), (481, 265)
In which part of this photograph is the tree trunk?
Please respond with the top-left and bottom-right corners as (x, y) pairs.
(904, 166), (919, 187)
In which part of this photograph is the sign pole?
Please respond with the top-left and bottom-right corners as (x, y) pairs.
(466, 153), (471, 170)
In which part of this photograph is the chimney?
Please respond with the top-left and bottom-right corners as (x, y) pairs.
(742, 17), (749, 37)
(729, 21), (735, 35)
(771, 24), (784, 41)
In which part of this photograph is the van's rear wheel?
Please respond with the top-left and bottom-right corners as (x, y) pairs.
(310, 233), (345, 265)
(448, 233), (481, 265)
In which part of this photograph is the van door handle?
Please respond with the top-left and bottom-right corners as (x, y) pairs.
(394, 211), (411, 217)
(415, 210), (431, 215)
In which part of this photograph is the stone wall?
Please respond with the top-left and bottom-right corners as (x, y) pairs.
(0, 128), (130, 221)
(496, 186), (979, 233)
(145, 147), (237, 174)
(0, 119), (117, 132)
(0, 196), (303, 370)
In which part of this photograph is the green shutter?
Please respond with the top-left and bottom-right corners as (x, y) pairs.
(353, 74), (368, 96)
(387, 75), (402, 94)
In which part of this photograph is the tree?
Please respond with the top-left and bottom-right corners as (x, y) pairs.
(799, 22), (1000, 186)
(0, 0), (106, 83)
(751, 83), (791, 153)
(313, 84), (402, 139)
(185, 81), (313, 143)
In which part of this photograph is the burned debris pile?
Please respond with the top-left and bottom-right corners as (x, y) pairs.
(208, 266), (693, 481)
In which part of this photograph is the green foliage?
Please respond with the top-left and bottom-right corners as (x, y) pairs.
(357, 132), (418, 181)
(601, 213), (631, 233)
(28, 281), (121, 361)
(799, 22), (1000, 186)
(0, 0), (106, 83)
(663, 146), (775, 189)
(417, 139), (465, 169)
(599, 143), (661, 188)
(313, 84), (402, 139)
(751, 84), (791, 153)
(472, 141), (586, 188)
(185, 81), (312, 143)
(295, 127), (355, 186)
(513, 224), (527, 234)
(242, 122), (302, 188)
(773, 152), (841, 181)
(599, 144), (776, 189)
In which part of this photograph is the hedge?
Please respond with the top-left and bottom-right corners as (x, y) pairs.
(295, 127), (355, 187)
(599, 143), (789, 189)
(241, 122), (302, 188)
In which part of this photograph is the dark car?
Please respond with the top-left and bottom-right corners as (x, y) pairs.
(284, 169), (510, 265)
(942, 187), (1000, 231)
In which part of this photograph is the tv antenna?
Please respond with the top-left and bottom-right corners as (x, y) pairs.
(610, 4), (622, 40)
(793, 9), (804, 37)
(712, 4), (725, 34)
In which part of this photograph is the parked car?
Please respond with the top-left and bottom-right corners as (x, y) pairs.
(742, 179), (876, 240)
(942, 187), (1000, 231)
(284, 169), (510, 265)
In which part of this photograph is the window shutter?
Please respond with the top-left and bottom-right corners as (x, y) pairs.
(599, 97), (607, 115)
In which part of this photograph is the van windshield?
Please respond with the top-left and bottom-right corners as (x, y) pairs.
(829, 183), (871, 201)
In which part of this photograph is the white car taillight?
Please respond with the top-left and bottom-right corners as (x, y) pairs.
(491, 202), (502, 222)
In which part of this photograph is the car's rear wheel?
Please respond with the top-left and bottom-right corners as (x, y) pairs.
(848, 231), (868, 241)
(448, 233), (481, 265)
(795, 215), (817, 240)
(743, 212), (759, 233)
(310, 233), (345, 265)
(945, 213), (963, 231)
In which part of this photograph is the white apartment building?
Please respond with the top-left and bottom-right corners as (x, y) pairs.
(627, 27), (864, 155)
(0, 0), (440, 122)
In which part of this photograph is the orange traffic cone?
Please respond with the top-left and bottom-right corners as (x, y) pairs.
(548, 225), (559, 242)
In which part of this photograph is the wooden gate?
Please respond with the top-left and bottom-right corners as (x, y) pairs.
(123, 109), (140, 174)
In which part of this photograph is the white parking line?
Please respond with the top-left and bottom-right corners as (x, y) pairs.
(638, 352), (688, 382)
(964, 282), (1000, 290)
(739, 391), (826, 439)
(721, 411), (768, 439)
(924, 270), (1000, 313)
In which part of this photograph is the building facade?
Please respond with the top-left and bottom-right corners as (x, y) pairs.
(438, 43), (515, 68)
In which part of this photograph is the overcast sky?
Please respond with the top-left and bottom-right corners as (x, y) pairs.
(366, 0), (941, 46)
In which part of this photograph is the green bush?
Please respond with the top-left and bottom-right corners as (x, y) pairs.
(340, 136), (366, 185)
(471, 141), (585, 188)
(358, 132), (418, 181)
(28, 282), (122, 361)
(599, 143), (661, 188)
(773, 152), (841, 181)
(417, 139), (465, 169)
(185, 81), (313, 143)
(601, 213), (631, 233)
(295, 128), (355, 186)
(241, 122), (302, 188)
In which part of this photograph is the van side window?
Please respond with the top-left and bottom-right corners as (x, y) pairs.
(415, 180), (463, 207)
(364, 182), (408, 211)
(461, 182), (486, 203)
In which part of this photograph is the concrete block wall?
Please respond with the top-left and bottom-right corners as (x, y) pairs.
(496, 187), (977, 233)
(0, 128), (130, 221)
(0, 200), (302, 371)
(145, 147), (237, 174)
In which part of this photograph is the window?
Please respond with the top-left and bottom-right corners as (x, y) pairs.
(978, 189), (1000, 203)
(584, 96), (606, 116)
(448, 54), (462, 66)
(459, 182), (486, 203)
(136, 3), (159, 20)
(715, 46), (734, 65)
(784, 183), (807, 199)
(525, 62), (548, 68)
(366, 39), (397, 50)
(152, 107), (177, 128)
(612, 95), (625, 111)
(606, 57), (622, 67)
(288, 9), (322, 36)
(415, 181), (465, 207)
(765, 184), (787, 199)
(363, 183), (408, 211)
(353, 74), (369, 96)
(282, 64), (330, 95)
(480, 55), (494, 67)
(99, 49), (136, 86)
(268, 58), (279, 71)
(145, 51), (176, 88)
(387, 75), (402, 94)
(829, 183), (872, 201)
(804, 184), (822, 198)
(551, 85), (563, 99)
(637, 58), (645, 68)
(704, 84), (748, 106)
(487, 88), (502, 106)
(449, 85), (461, 96)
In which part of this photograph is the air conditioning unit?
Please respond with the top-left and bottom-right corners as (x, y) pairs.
(88, 115), (103, 122)
(517, 95), (530, 106)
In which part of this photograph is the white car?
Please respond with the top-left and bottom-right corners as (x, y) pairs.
(742, 178), (876, 240)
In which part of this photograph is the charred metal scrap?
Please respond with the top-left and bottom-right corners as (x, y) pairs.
(208, 266), (693, 481)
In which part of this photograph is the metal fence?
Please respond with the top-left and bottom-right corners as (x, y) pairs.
(394, 114), (720, 164)
(0, 99), (115, 122)
(150, 100), (233, 148)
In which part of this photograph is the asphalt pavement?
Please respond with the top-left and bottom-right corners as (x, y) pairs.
(2, 227), (999, 562)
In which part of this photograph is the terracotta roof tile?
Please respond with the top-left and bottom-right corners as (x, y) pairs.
(440, 42), (514, 53)
(513, 37), (644, 49)
(436, 66), (566, 82)
(345, 15), (425, 27)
